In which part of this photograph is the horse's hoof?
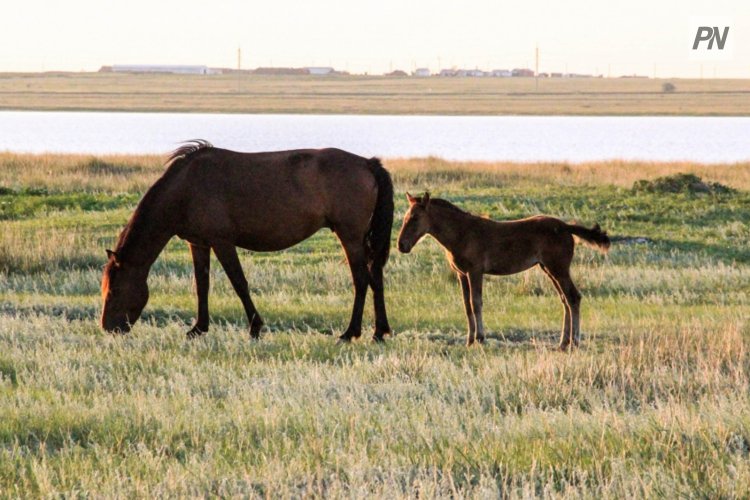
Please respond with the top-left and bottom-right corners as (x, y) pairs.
(337, 335), (353, 344)
(249, 319), (264, 337)
(186, 326), (207, 339)
(372, 334), (386, 343)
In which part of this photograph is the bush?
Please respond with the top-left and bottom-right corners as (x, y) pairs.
(633, 173), (734, 194)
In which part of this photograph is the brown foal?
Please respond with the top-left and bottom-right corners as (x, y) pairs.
(397, 193), (609, 349)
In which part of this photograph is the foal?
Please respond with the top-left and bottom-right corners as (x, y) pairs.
(397, 193), (609, 349)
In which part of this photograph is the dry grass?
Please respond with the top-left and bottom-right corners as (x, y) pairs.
(3, 152), (750, 193)
(1, 73), (749, 115)
(0, 153), (748, 496)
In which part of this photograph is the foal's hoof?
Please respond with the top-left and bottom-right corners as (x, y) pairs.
(558, 343), (577, 352)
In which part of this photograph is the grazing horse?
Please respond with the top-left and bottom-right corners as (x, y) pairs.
(101, 141), (394, 342)
(397, 193), (609, 349)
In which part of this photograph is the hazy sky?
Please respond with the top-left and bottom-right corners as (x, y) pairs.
(1, 0), (748, 77)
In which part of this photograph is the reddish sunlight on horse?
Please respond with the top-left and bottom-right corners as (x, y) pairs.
(397, 192), (609, 349)
(101, 141), (394, 342)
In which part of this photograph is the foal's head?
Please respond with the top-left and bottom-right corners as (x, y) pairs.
(397, 192), (432, 253)
(100, 249), (149, 333)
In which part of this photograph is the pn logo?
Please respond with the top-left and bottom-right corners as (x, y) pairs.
(692, 26), (729, 50)
(688, 18), (733, 61)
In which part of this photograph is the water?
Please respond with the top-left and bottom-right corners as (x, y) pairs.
(0, 111), (748, 163)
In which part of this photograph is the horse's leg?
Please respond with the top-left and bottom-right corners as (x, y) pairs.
(545, 265), (581, 350)
(367, 262), (391, 342)
(187, 243), (211, 338)
(540, 264), (572, 350)
(467, 271), (485, 345)
(458, 272), (476, 343)
(339, 237), (369, 342)
(211, 243), (264, 338)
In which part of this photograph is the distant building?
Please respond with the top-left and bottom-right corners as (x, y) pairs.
(386, 70), (408, 77)
(111, 65), (214, 75)
(439, 69), (457, 77)
(255, 67), (309, 75)
(413, 68), (431, 77)
(306, 67), (335, 75)
(512, 68), (535, 77)
(468, 69), (487, 77)
(492, 69), (512, 77)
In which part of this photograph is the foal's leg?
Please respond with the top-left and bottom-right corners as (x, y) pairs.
(545, 265), (582, 350)
(467, 272), (485, 345)
(339, 237), (369, 342)
(212, 242), (264, 338)
(540, 264), (572, 349)
(187, 243), (211, 338)
(367, 261), (391, 342)
(458, 272), (476, 343)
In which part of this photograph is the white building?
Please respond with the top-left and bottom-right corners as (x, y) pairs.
(413, 68), (431, 77)
(306, 67), (335, 75)
(111, 65), (214, 75)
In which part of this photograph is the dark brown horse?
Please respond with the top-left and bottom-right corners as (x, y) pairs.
(101, 141), (393, 342)
(397, 193), (609, 349)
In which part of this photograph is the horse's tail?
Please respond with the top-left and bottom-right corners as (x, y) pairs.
(565, 222), (611, 253)
(365, 157), (394, 269)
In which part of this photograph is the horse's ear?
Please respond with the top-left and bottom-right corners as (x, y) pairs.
(423, 192), (431, 207)
(106, 249), (120, 265)
(406, 192), (417, 205)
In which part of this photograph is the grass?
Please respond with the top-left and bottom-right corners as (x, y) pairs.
(0, 153), (749, 496)
(1, 72), (750, 115)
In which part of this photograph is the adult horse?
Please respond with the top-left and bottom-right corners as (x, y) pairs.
(101, 141), (394, 342)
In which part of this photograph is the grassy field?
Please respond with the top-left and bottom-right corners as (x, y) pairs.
(1, 72), (749, 115)
(0, 152), (749, 496)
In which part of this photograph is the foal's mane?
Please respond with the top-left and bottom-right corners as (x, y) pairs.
(430, 198), (473, 217)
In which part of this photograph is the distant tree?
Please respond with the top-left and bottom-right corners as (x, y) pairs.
(662, 82), (676, 93)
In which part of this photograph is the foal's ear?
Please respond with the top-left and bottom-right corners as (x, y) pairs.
(106, 249), (120, 265)
(406, 192), (417, 205)
(422, 192), (431, 207)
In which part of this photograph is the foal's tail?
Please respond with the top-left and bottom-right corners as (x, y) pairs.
(565, 222), (611, 253)
(365, 158), (394, 268)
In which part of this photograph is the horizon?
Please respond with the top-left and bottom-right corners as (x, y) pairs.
(1, 0), (748, 79)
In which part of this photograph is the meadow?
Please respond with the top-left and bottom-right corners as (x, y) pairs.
(0, 152), (749, 497)
(1, 72), (749, 115)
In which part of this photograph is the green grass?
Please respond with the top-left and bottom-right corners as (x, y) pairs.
(0, 154), (749, 496)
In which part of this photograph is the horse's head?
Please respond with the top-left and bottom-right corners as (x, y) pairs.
(101, 249), (149, 333)
(398, 192), (432, 254)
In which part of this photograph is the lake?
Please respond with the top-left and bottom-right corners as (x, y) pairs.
(0, 111), (748, 163)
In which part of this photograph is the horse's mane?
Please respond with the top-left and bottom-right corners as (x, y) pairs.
(113, 140), (214, 259)
(166, 139), (214, 166)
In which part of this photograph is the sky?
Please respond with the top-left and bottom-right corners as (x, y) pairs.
(1, 0), (748, 77)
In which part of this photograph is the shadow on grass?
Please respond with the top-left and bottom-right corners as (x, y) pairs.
(421, 328), (561, 350)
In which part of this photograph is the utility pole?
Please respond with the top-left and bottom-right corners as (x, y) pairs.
(237, 46), (242, 92)
(535, 45), (539, 91)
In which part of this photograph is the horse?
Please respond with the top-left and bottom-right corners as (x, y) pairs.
(101, 140), (394, 342)
(396, 193), (609, 349)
